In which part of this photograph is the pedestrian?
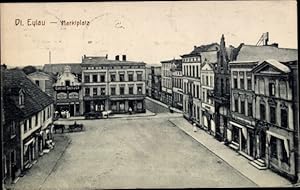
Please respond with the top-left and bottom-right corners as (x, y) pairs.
(129, 107), (132, 115)
(193, 123), (197, 132)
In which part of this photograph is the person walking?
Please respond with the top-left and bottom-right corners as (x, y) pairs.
(129, 107), (132, 115)
(193, 123), (197, 132)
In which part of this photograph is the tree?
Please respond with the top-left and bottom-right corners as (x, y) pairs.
(22, 65), (37, 75)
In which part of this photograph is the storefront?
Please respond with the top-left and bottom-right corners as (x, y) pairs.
(23, 136), (37, 170)
(109, 97), (145, 114)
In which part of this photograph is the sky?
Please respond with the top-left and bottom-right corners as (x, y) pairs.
(1, 1), (297, 67)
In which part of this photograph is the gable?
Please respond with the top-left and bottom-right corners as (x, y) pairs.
(258, 64), (283, 74)
(201, 62), (213, 71)
(28, 71), (52, 80)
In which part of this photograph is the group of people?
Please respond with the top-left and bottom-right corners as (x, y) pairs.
(54, 110), (70, 119)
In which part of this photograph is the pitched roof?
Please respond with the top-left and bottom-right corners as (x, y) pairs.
(233, 44), (298, 62)
(201, 51), (218, 63)
(3, 69), (54, 122)
(43, 63), (82, 75)
(190, 43), (220, 54)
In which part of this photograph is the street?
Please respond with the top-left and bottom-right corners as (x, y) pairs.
(11, 113), (256, 189)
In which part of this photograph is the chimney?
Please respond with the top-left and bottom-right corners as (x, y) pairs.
(194, 46), (197, 50)
(270, 43), (278, 48)
(115, 55), (120, 61)
(105, 54), (108, 59)
(122, 55), (126, 61)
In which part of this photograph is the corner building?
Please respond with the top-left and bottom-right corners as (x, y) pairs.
(81, 55), (146, 114)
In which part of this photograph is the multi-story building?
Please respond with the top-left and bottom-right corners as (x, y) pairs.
(172, 60), (183, 110)
(161, 59), (175, 106)
(146, 64), (162, 101)
(200, 61), (216, 135)
(228, 42), (298, 181)
(27, 71), (56, 99)
(53, 66), (82, 116)
(81, 55), (146, 114)
(182, 43), (219, 127)
(212, 35), (233, 141)
(3, 68), (54, 184)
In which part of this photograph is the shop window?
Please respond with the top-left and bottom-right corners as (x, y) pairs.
(280, 139), (289, 165)
(92, 75), (98, 83)
(270, 104), (276, 124)
(241, 132), (247, 153)
(85, 88), (90, 96)
(270, 136), (278, 160)
(260, 103), (266, 121)
(269, 83), (275, 96)
(232, 126), (239, 144)
(111, 87), (116, 95)
(281, 108), (288, 128)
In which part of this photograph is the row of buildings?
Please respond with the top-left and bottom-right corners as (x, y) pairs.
(1, 55), (147, 189)
(1, 66), (55, 188)
(146, 34), (299, 182)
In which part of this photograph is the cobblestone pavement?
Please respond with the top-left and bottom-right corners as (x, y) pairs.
(10, 115), (257, 189)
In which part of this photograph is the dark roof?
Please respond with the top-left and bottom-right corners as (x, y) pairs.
(43, 63), (82, 75)
(181, 43), (220, 57)
(3, 69), (54, 122)
(81, 56), (145, 66)
(232, 44), (298, 62)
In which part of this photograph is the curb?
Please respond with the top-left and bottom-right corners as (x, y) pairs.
(168, 119), (259, 187)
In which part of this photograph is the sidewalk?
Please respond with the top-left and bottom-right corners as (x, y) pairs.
(169, 117), (292, 187)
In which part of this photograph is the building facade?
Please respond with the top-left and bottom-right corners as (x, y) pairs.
(53, 66), (82, 116)
(81, 55), (146, 114)
(160, 60), (174, 106)
(27, 71), (56, 99)
(147, 65), (162, 101)
(3, 69), (54, 186)
(172, 62), (183, 110)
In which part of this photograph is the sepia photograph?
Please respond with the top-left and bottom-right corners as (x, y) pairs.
(0, 1), (298, 189)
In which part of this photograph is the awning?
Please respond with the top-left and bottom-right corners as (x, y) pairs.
(267, 131), (290, 158)
(230, 121), (247, 139)
(24, 138), (35, 155)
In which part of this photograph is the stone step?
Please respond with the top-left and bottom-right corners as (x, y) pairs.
(229, 143), (239, 151)
(257, 158), (266, 164)
(253, 159), (266, 167)
(249, 160), (267, 170)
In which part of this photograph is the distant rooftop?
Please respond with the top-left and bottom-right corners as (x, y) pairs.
(43, 63), (82, 75)
(81, 55), (145, 66)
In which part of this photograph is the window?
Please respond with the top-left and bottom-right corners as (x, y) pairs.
(10, 122), (16, 138)
(260, 103), (266, 121)
(240, 100), (245, 114)
(84, 75), (90, 83)
(137, 86), (143, 95)
(192, 66), (195, 77)
(35, 80), (40, 86)
(279, 81), (287, 98)
(234, 97), (239, 112)
(128, 73), (133, 81)
(247, 78), (252, 90)
(100, 88), (106, 95)
(24, 120), (27, 132)
(100, 75), (105, 82)
(85, 88), (90, 96)
(196, 66), (199, 77)
(43, 110), (46, 122)
(240, 78), (244, 89)
(270, 104), (276, 124)
(65, 80), (70, 86)
(281, 108), (288, 128)
(111, 87), (116, 95)
(206, 76), (209, 86)
(269, 83), (275, 96)
(129, 86), (134, 94)
(92, 75), (98, 82)
(93, 88), (98, 96)
(270, 137), (277, 159)
(234, 78), (238, 89)
(35, 113), (38, 126)
(120, 87), (125, 95)
(259, 79), (265, 94)
(111, 74), (116, 82)
(280, 139), (289, 165)
(137, 73), (143, 81)
(19, 92), (24, 106)
(119, 73), (125, 82)
(248, 101), (253, 117)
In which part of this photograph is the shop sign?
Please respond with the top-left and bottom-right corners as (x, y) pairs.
(57, 92), (67, 99)
(54, 85), (81, 91)
(69, 92), (79, 99)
